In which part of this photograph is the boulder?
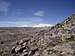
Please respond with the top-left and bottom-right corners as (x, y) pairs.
(15, 45), (21, 53)
(20, 52), (28, 56)
(11, 46), (16, 53)
(19, 40), (24, 45)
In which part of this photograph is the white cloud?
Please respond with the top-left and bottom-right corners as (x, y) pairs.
(6, 17), (47, 24)
(20, 24), (53, 27)
(0, 0), (10, 14)
(32, 24), (53, 27)
(34, 11), (45, 16)
(0, 16), (50, 27)
(0, 20), (53, 27)
(19, 25), (29, 27)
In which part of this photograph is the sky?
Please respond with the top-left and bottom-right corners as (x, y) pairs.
(0, 0), (75, 27)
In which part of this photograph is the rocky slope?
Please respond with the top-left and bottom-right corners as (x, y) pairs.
(0, 14), (75, 56)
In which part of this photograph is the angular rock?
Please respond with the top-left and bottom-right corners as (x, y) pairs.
(20, 52), (28, 56)
(11, 46), (16, 53)
(19, 40), (24, 45)
(23, 38), (30, 42)
(15, 45), (21, 53)
(22, 42), (27, 46)
(33, 52), (40, 56)
(30, 47), (38, 51)
(23, 49), (28, 53)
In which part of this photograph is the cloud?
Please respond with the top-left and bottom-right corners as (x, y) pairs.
(32, 24), (53, 27)
(0, 0), (10, 15)
(19, 24), (53, 27)
(6, 17), (47, 24)
(34, 11), (45, 16)
(0, 20), (53, 27)
(0, 17), (50, 27)
(0, 23), (53, 27)
(20, 25), (29, 27)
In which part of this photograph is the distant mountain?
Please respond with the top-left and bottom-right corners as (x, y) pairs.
(20, 24), (53, 27)
(32, 24), (53, 27)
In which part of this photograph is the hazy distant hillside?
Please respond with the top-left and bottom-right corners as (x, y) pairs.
(0, 14), (75, 56)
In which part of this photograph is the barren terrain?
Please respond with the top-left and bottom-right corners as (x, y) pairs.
(0, 14), (75, 56)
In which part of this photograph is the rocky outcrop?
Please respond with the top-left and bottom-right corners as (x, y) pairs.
(0, 14), (75, 56)
(10, 14), (75, 56)
(11, 38), (39, 56)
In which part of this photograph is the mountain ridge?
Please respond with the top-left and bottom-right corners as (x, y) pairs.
(0, 14), (75, 56)
(10, 14), (75, 56)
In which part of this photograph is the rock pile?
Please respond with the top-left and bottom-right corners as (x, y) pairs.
(11, 38), (39, 56)
(10, 14), (75, 56)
